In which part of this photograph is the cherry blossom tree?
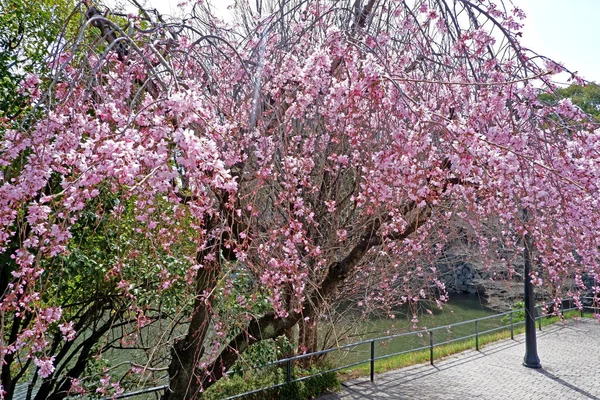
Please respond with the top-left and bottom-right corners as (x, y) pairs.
(2, 0), (600, 399)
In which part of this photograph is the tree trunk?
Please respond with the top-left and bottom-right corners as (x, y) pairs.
(298, 315), (320, 366)
(282, 325), (296, 358)
(162, 262), (221, 400)
(163, 211), (426, 398)
(281, 285), (297, 357)
(298, 315), (318, 355)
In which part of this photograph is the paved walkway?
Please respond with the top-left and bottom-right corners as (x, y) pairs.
(319, 318), (600, 399)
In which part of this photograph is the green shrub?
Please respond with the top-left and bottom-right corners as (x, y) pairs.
(230, 336), (295, 377)
(203, 364), (340, 400)
(203, 370), (279, 400)
(501, 301), (525, 324)
(298, 367), (340, 399)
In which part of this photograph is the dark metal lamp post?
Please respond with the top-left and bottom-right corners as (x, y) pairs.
(522, 217), (541, 368)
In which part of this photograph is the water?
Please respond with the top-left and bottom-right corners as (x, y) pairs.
(321, 294), (503, 368)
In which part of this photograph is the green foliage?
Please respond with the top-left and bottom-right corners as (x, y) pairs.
(501, 301), (525, 324)
(0, 0), (76, 117)
(203, 364), (340, 400)
(211, 263), (276, 348)
(230, 336), (295, 376)
(281, 365), (341, 400)
(2, 185), (200, 396)
(203, 369), (279, 400)
(539, 83), (600, 120)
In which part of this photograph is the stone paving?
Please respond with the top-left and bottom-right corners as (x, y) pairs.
(319, 318), (600, 400)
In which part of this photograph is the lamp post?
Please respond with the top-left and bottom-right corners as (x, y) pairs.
(522, 210), (541, 368)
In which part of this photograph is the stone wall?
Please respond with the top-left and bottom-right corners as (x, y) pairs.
(436, 257), (526, 311)
(437, 259), (494, 294)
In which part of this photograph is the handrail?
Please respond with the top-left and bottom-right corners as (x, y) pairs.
(100, 296), (597, 400)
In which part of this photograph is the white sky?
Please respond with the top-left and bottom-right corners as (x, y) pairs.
(105, 0), (600, 83)
(519, 0), (600, 83)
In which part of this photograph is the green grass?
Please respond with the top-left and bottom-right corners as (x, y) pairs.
(338, 310), (591, 380)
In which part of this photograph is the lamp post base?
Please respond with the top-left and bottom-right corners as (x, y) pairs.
(523, 356), (541, 369)
(523, 362), (542, 369)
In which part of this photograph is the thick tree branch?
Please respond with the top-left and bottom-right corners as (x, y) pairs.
(200, 205), (429, 390)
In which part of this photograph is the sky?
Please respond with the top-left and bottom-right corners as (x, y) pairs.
(519, 0), (600, 84)
(107, 0), (600, 84)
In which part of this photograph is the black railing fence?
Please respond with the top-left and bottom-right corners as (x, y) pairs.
(99, 297), (598, 400)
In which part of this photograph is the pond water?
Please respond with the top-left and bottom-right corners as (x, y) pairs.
(321, 294), (506, 368)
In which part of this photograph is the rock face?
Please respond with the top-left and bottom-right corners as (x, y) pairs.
(436, 258), (560, 311)
(436, 256), (526, 311)
(438, 261), (490, 295)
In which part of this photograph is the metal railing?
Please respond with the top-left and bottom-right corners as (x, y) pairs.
(101, 297), (597, 400)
